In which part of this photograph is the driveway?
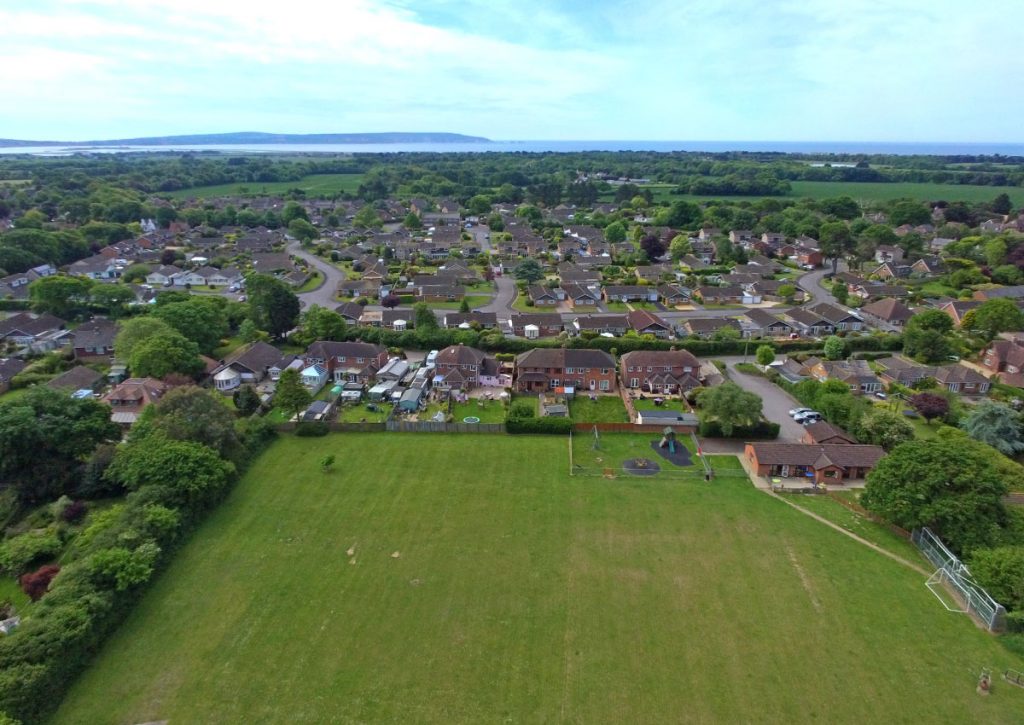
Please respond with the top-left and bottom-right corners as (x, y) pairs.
(287, 240), (346, 309)
(721, 358), (807, 441)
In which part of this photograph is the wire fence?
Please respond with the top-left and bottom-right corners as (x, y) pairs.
(568, 428), (715, 480)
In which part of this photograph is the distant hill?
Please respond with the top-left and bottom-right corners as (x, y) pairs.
(0, 131), (492, 148)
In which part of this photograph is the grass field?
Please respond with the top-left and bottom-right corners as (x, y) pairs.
(568, 394), (629, 423)
(52, 434), (1023, 724)
(164, 173), (364, 199)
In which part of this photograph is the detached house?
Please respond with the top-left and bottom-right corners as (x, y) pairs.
(620, 349), (701, 394)
(71, 318), (118, 361)
(514, 348), (617, 393)
(860, 298), (914, 330)
(0, 312), (68, 350)
(626, 309), (672, 338)
(303, 341), (389, 384)
(981, 337), (1024, 386)
(102, 377), (168, 426)
(212, 341), (296, 392)
(528, 285), (559, 306)
(507, 313), (564, 338)
(805, 357), (883, 394)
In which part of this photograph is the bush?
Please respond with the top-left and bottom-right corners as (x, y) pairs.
(507, 401), (536, 419)
(60, 501), (87, 524)
(506, 416), (573, 434)
(0, 531), (62, 576)
(698, 419), (780, 439)
(18, 564), (60, 601)
(1007, 611), (1024, 634)
(295, 421), (329, 437)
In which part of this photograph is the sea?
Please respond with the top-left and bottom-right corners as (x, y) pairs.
(2, 140), (1024, 156)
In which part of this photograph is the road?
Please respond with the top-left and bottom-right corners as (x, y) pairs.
(797, 262), (845, 307)
(288, 240), (346, 309)
(717, 356), (807, 441)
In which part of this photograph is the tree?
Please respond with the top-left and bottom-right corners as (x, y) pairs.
(238, 318), (266, 343)
(129, 331), (204, 379)
(855, 408), (914, 451)
(90, 284), (136, 318)
(155, 205), (178, 228)
(903, 310), (954, 363)
(153, 297), (229, 354)
(115, 316), (177, 361)
(861, 438), (1009, 554)
(106, 434), (235, 508)
(414, 302), (438, 331)
(604, 221), (626, 243)
(660, 200), (703, 229)
(19, 564), (60, 602)
(887, 200), (931, 227)
(960, 401), (1024, 455)
(381, 294), (401, 309)
(961, 298), (1024, 340)
(513, 259), (544, 283)
(132, 386), (241, 459)
(28, 275), (93, 319)
(823, 335), (845, 360)
(233, 385), (261, 416)
(275, 368), (312, 423)
(696, 382), (763, 436)
(969, 546), (1024, 611)
(120, 263), (151, 283)
(755, 345), (774, 367)
(403, 212), (422, 230)
(353, 205), (383, 229)
(818, 221), (853, 273)
(640, 234), (666, 260)
(668, 234), (691, 261)
(287, 218), (318, 244)
(298, 304), (347, 343)
(991, 192), (1013, 216)
(909, 392), (949, 423)
(281, 201), (309, 225)
(247, 273), (300, 339)
(0, 388), (119, 502)
(778, 283), (796, 302)
(458, 297), (471, 313)
(831, 280), (849, 305)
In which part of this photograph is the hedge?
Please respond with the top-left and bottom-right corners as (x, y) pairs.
(697, 419), (780, 439)
(505, 416), (573, 434)
(0, 300), (30, 312)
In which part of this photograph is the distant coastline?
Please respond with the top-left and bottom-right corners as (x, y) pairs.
(0, 131), (491, 148)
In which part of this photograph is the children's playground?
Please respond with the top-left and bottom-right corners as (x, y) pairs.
(570, 428), (714, 480)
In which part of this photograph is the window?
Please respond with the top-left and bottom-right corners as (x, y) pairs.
(647, 367), (653, 372)
(357, 357), (365, 363)
(601, 368), (609, 374)
(551, 379), (560, 388)
(629, 377), (639, 388)
(599, 380), (609, 391)
(566, 367), (573, 374)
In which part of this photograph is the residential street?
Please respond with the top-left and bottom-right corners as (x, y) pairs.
(797, 261), (846, 306)
(288, 240), (346, 309)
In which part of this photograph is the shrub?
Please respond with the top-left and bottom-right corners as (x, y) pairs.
(506, 416), (573, 434)
(507, 401), (536, 419)
(295, 422), (329, 437)
(60, 501), (88, 524)
(698, 419), (780, 439)
(1007, 611), (1024, 633)
(18, 564), (60, 601)
(0, 531), (62, 576)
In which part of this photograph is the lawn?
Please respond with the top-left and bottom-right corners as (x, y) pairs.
(428, 295), (492, 310)
(602, 300), (658, 312)
(295, 269), (324, 293)
(632, 396), (687, 412)
(568, 394), (629, 423)
(450, 398), (507, 423)
(336, 401), (390, 423)
(163, 173), (364, 199)
(52, 434), (1023, 724)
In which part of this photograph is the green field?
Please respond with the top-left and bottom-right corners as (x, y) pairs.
(604, 180), (1024, 206)
(164, 173), (364, 199)
(52, 434), (1023, 723)
(568, 394), (629, 423)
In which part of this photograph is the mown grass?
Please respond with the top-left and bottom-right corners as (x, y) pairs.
(568, 394), (629, 423)
(51, 434), (1023, 724)
(163, 173), (364, 199)
(450, 398), (506, 423)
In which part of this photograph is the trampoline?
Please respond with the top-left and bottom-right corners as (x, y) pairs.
(462, 416), (481, 424)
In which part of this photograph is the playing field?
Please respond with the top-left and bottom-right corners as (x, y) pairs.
(164, 173), (364, 199)
(52, 434), (1022, 723)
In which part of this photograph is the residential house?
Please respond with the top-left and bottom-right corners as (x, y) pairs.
(334, 301), (365, 324)
(679, 254), (708, 271)
(433, 344), (505, 390)
(46, 365), (103, 393)
(71, 318), (118, 361)
(0, 358), (26, 394)
(626, 309), (672, 338)
(68, 254), (123, 280)
(416, 284), (464, 302)
(507, 313), (563, 338)
(303, 341), (389, 384)
(932, 365), (990, 395)
(805, 302), (864, 331)
(974, 286), (1024, 302)
(848, 281), (909, 300)
(744, 442), (885, 484)
(102, 377), (168, 426)
(729, 229), (753, 245)
(910, 256), (944, 277)
(805, 358), (883, 394)
(802, 421), (857, 445)
(620, 349), (701, 394)
(358, 309), (414, 331)
(695, 285), (759, 305)
(739, 309), (795, 338)
(145, 265), (183, 286)
(981, 337), (1024, 386)
(940, 299), (981, 327)
(514, 348), (617, 393)
(572, 314), (628, 336)
(872, 261), (912, 280)
(785, 308), (835, 337)
(634, 265), (672, 283)
(602, 285), (658, 303)
(443, 311), (498, 329)
(212, 341), (296, 392)
(681, 317), (741, 339)
(528, 285), (560, 306)
(874, 356), (934, 387)
(860, 298), (914, 330)
(658, 284), (690, 306)
(561, 283), (599, 307)
(0, 312), (68, 349)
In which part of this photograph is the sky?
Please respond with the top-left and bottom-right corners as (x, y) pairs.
(0, 0), (1021, 142)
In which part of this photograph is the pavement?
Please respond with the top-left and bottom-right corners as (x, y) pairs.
(287, 240), (346, 309)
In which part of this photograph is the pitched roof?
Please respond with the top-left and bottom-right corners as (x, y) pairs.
(306, 340), (386, 360)
(803, 421), (856, 444)
(861, 297), (913, 322)
(620, 349), (700, 370)
(0, 312), (66, 338)
(627, 309), (670, 331)
(46, 365), (103, 391)
(748, 443), (885, 469)
(435, 344), (487, 367)
(515, 348), (615, 369)
(71, 318), (118, 349)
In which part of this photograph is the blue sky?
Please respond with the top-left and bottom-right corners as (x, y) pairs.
(1, 0), (1021, 141)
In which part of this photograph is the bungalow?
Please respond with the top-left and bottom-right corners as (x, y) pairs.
(939, 299), (981, 327)
(745, 443), (885, 484)
(620, 349), (701, 394)
(0, 358), (27, 394)
(695, 286), (754, 305)
(602, 285), (658, 303)
(740, 309), (794, 338)
(785, 308), (835, 337)
(679, 254), (708, 271)
(848, 281), (909, 300)
(729, 229), (753, 245)
(634, 264), (672, 283)
(46, 365), (103, 393)
(212, 341), (296, 392)
(910, 256), (943, 277)
(304, 341), (389, 384)
(433, 344), (505, 391)
(805, 357), (883, 394)
(514, 348), (616, 393)
(860, 298), (914, 330)
(358, 309), (413, 331)
(802, 421), (857, 445)
(627, 309), (672, 338)
(682, 317), (741, 339)
(561, 283), (599, 307)
(507, 313), (564, 338)
(658, 284), (691, 306)
(207, 267), (243, 286)
(932, 364), (990, 395)
(416, 284), (465, 302)
(875, 356), (933, 387)
(805, 302), (863, 331)
(145, 265), (183, 286)
(872, 262), (912, 280)
(572, 314), (628, 336)
(334, 301), (365, 324)
(528, 285), (560, 306)
(0, 312), (68, 349)
(68, 254), (123, 280)
(71, 318), (118, 361)
(443, 311), (498, 329)
(974, 285), (1024, 302)
(102, 377), (168, 426)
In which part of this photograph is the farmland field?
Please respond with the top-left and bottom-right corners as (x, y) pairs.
(163, 173), (364, 199)
(52, 434), (1023, 723)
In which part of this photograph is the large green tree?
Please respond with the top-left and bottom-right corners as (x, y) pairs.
(818, 221), (853, 273)
(696, 382), (762, 436)
(28, 275), (94, 319)
(115, 316), (177, 361)
(861, 437), (1010, 554)
(153, 297), (229, 354)
(961, 298), (1024, 340)
(131, 386), (241, 459)
(513, 259), (544, 283)
(0, 388), (120, 502)
(274, 368), (312, 423)
(959, 401), (1024, 455)
(247, 273), (301, 339)
(129, 332), (204, 379)
(854, 408), (914, 451)
(969, 546), (1024, 611)
(902, 309), (954, 363)
(298, 304), (347, 345)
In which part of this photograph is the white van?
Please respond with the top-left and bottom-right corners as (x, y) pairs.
(425, 350), (439, 367)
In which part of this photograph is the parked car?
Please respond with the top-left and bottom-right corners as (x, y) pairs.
(789, 407), (813, 418)
(874, 391), (887, 400)
(794, 411), (821, 424)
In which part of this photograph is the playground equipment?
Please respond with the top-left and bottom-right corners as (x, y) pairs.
(1004, 668), (1024, 688)
(659, 427), (677, 455)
